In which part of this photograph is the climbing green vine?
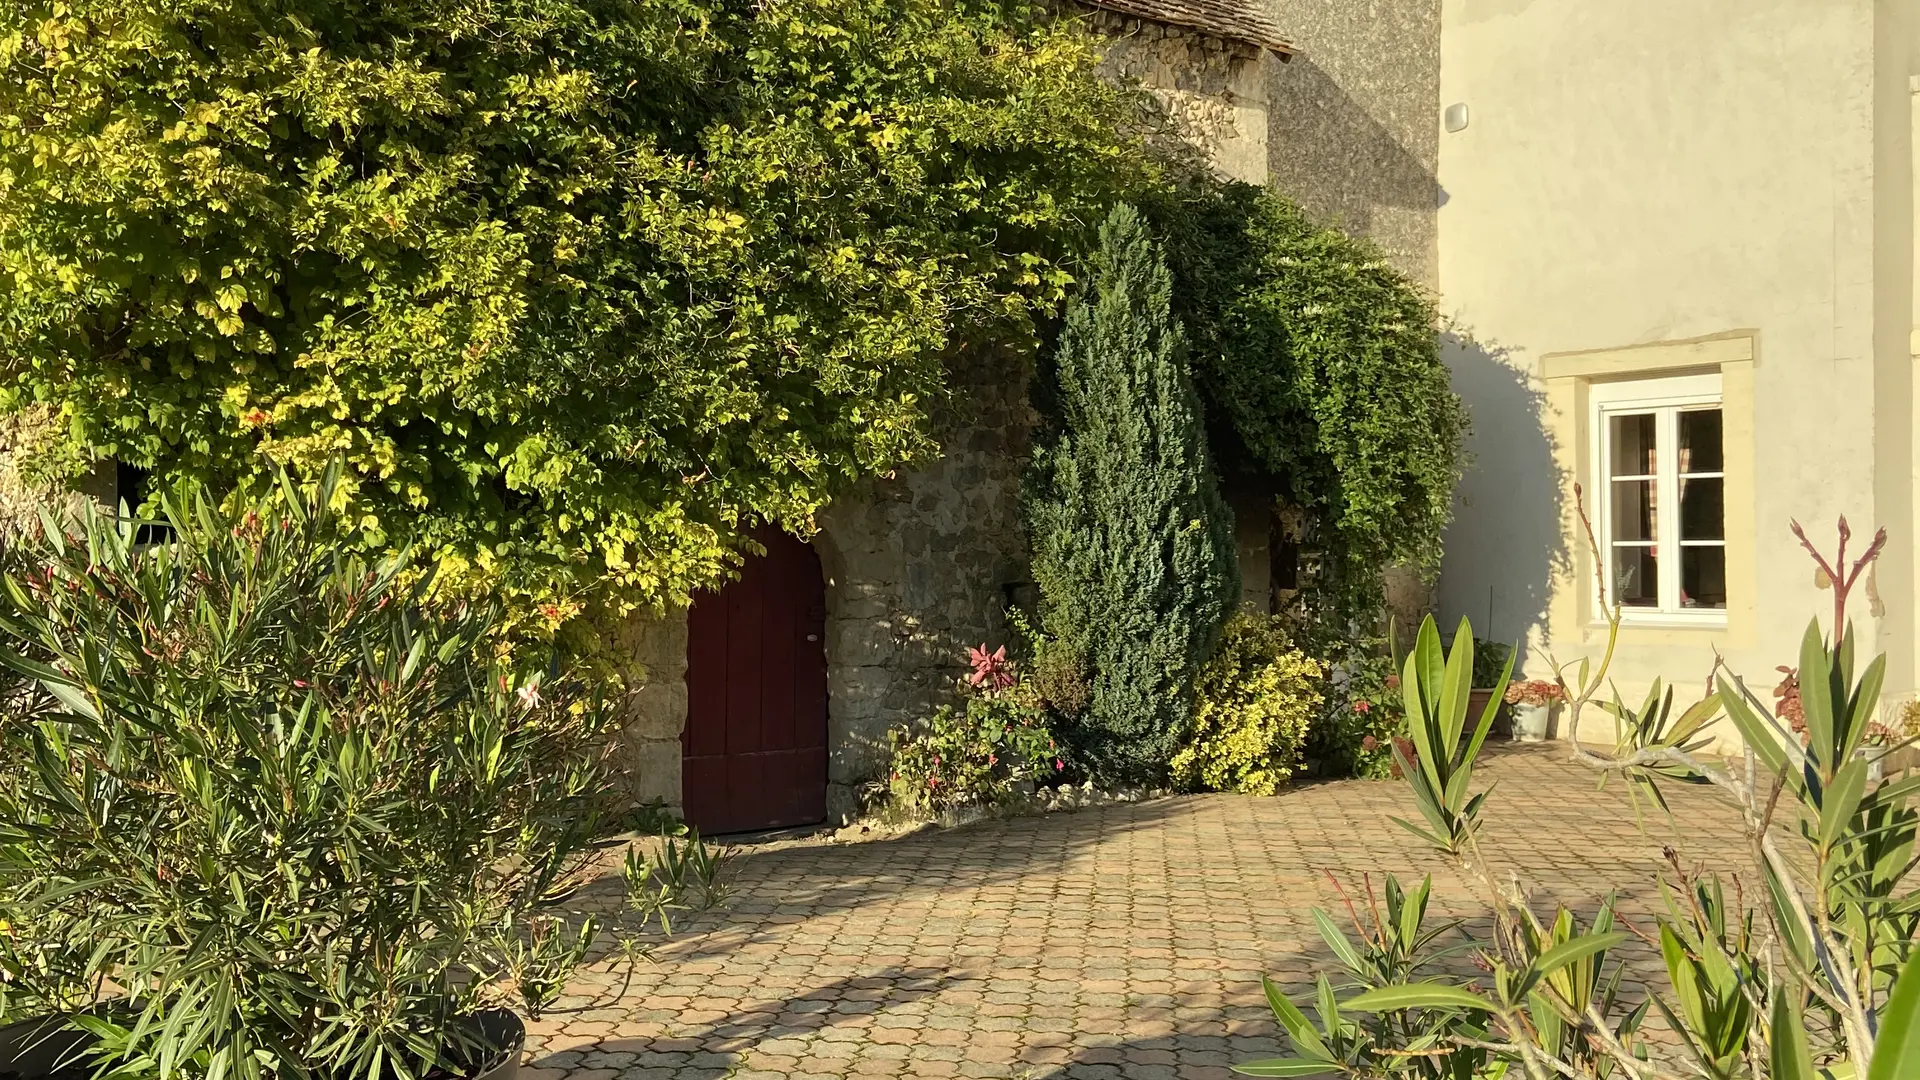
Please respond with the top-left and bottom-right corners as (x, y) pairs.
(1149, 180), (1466, 624)
(0, 0), (1144, 612)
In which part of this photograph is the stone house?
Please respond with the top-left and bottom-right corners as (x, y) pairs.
(619, 0), (1300, 834)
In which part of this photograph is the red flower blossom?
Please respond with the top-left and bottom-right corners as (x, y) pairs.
(1352, 699), (1371, 713)
(967, 644), (1017, 690)
(1054, 758), (1064, 771)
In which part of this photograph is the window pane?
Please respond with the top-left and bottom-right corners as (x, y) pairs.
(1679, 408), (1723, 473)
(1681, 546), (1727, 609)
(1679, 476), (1724, 540)
(1609, 413), (1657, 475)
(1610, 479), (1655, 542)
(1613, 547), (1658, 607)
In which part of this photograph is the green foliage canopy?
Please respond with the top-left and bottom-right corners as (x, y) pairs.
(1151, 181), (1466, 620)
(1025, 203), (1237, 786)
(0, 0), (1142, 609)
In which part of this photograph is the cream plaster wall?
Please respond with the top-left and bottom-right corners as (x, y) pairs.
(1435, 0), (1917, 745)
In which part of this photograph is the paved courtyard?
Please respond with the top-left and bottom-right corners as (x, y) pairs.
(529, 746), (1750, 1080)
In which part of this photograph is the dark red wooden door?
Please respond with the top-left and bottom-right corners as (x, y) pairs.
(682, 530), (828, 834)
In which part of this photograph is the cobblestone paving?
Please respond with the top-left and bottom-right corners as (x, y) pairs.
(530, 745), (1749, 1080)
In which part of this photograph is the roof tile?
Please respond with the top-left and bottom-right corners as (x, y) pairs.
(1080, 0), (1294, 53)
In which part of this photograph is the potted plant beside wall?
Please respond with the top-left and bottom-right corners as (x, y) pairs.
(1502, 679), (1566, 743)
(0, 470), (616, 1080)
(1465, 638), (1514, 738)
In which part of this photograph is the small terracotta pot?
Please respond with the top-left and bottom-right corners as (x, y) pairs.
(1467, 688), (1511, 737)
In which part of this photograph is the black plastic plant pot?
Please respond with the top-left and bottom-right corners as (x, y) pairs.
(0, 1016), (97, 1080)
(457, 1008), (525, 1080)
(0, 1010), (524, 1080)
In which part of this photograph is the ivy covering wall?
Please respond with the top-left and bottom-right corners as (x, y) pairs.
(0, 0), (1144, 612)
(1149, 180), (1466, 625)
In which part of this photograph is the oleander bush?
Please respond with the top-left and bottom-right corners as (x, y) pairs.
(1241, 518), (1920, 1080)
(0, 469), (618, 1080)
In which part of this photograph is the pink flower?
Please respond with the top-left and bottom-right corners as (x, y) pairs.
(1353, 699), (1371, 714)
(967, 644), (1018, 691)
(988, 754), (998, 766)
(293, 679), (309, 689)
(1054, 758), (1064, 771)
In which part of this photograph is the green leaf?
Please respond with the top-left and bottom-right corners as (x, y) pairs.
(1719, 680), (1789, 776)
(1819, 758), (1869, 849)
(1397, 875), (1431, 951)
(1800, 621), (1836, 767)
(1233, 1059), (1341, 1078)
(1770, 986), (1818, 1080)
(1341, 983), (1490, 1014)
(1439, 616), (1474, 754)
(1844, 654), (1886, 760)
(1315, 974), (1340, 1031)
(1412, 614), (1445, 727)
(1669, 693), (1722, 744)
(1869, 952), (1920, 1080)
(1659, 925), (1705, 1025)
(1312, 909), (1366, 976)
(1529, 932), (1626, 985)
(1262, 977), (1332, 1062)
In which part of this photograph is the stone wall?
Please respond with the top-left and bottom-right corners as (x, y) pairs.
(0, 409), (114, 543)
(1084, 9), (1273, 185)
(813, 350), (1037, 821)
(1266, 0), (1442, 287)
(1265, 0), (1444, 627)
(605, 608), (690, 809)
(606, 350), (1037, 824)
(607, 12), (1285, 822)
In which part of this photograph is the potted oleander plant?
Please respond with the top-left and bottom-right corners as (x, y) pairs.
(0, 467), (617, 1080)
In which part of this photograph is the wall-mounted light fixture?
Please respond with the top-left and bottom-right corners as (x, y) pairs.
(1444, 102), (1469, 133)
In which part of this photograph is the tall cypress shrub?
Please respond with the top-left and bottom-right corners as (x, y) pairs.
(1026, 204), (1238, 785)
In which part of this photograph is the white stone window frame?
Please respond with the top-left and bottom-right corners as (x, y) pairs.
(1588, 373), (1727, 626)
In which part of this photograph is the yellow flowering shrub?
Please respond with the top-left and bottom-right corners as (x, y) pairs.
(1170, 614), (1324, 795)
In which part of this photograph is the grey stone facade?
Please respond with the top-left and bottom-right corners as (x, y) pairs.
(607, 607), (691, 809)
(812, 351), (1036, 821)
(1265, 0), (1441, 287)
(1086, 8), (1274, 185)
(1265, 0), (1443, 629)
(609, 352), (1036, 823)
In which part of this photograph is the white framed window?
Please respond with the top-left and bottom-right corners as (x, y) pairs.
(1589, 373), (1726, 623)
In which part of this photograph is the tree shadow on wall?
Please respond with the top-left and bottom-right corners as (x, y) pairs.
(1266, 54), (1443, 275)
(1438, 328), (1567, 670)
